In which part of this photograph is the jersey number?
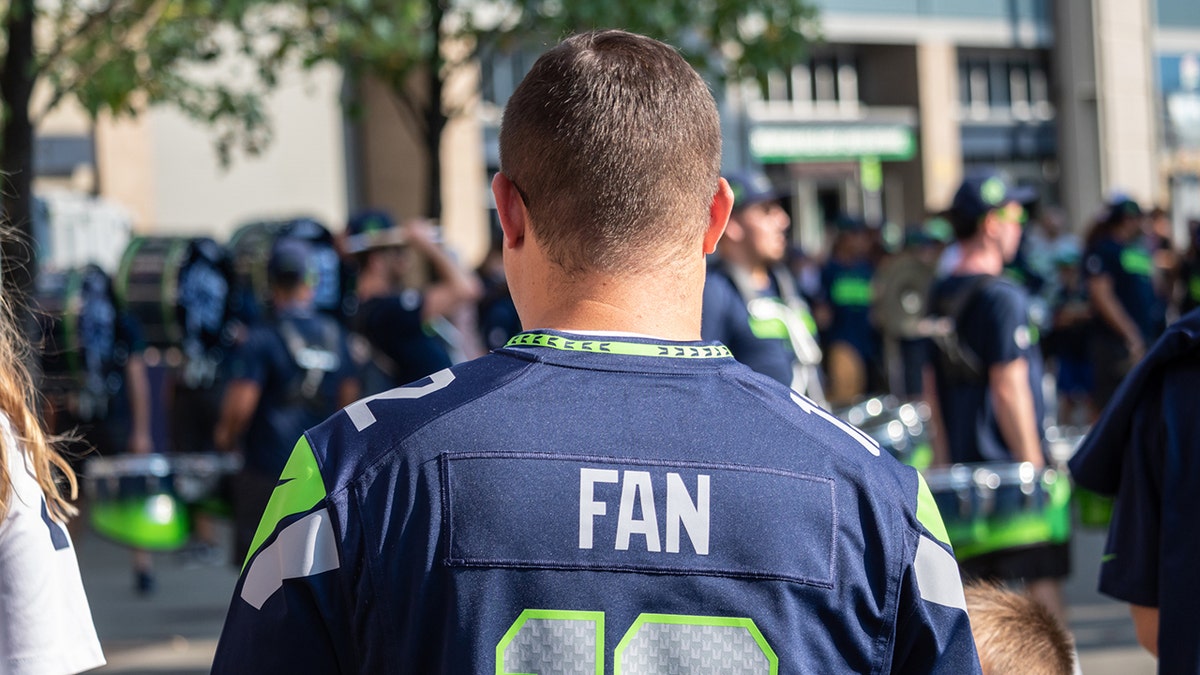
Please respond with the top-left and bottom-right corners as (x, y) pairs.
(496, 610), (778, 675)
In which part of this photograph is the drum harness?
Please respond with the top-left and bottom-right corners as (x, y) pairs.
(275, 315), (341, 413)
(717, 261), (825, 404)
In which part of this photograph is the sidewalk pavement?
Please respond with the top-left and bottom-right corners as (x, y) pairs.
(76, 520), (1155, 674)
(78, 522), (237, 675)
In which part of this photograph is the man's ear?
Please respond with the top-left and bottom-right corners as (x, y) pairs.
(492, 173), (527, 250)
(704, 178), (734, 254)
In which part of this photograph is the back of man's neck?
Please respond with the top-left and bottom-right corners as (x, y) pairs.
(953, 242), (1003, 276)
(522, 273), (704, 341)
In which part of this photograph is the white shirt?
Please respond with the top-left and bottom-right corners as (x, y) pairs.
(0, 413), (105, 674)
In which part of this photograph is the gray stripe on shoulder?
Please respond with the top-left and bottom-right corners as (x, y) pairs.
(241, 508), (340, 610)
(914, 535), (967, 611)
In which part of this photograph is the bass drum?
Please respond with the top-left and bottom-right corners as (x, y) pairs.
(35, 264), (120, 402)
(115, 236), (234, 352)
(228, 217), (346, 319)
(924, 462), (1072, 561)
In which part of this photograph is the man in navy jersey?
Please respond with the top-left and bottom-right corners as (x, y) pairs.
(702, 170), (824, 401)
(213, 30), (980, 674)
(923, 173), (1068, 621)
(1069, 307), (1200, 671)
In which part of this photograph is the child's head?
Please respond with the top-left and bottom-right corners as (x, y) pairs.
(964, 582), (1076, 675)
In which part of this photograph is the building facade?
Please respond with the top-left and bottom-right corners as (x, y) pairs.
(29, 0), (1200, 262)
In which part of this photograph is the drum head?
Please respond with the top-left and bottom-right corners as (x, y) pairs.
(90, 494), (190, 551)
(229, 221), (289, 318)
(36, 265), (118, 393)
(175, 237), (234, 353)
(924, 462), (1072, 560)
(282, 219), (343, 315)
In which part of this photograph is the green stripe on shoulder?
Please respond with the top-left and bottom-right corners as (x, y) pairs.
(916, 473), (951, 546)
(243, 436), (328, 571)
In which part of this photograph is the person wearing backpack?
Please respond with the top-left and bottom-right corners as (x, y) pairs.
(922, 173), (1068, 622)
(214, 237), (360, 567)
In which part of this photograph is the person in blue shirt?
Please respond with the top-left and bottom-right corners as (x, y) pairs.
(816, 215), (881, 405)
(344, 210), (481, 395)
(923, 173), (1067, 622)
(213, 237), (359, 566)
(1069, 308), (1200, 671)
(212, 30), (979, 674)
(39, 266), (157, 593)
(1177, 218), (1200, 316)
(702, 170), (824, 402)
(1082, 197), (1161, 410)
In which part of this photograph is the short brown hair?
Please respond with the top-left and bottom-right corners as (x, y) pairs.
(964, 582), (1075, 675)
(498, 30), (722, 275)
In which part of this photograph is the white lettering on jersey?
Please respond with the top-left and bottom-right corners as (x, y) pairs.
(616, 471), (661, 552)
(666, 473), (710, 554)
(790, 393), (880, 456)
(345, 368), (456, 431)
(579, 469), (710, 555)
(579, 468), (620, 549)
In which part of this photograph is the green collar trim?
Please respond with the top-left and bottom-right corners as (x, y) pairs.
(505, 332), (732, 359)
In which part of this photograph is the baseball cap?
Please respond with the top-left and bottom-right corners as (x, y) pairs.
(267, 237), (313, 284)
(725, 170), (787, 210)
(948, 172), (1036, 237)
(833, 214), (871, 232)
(1104, 197), (1143, 224)
(345, 209), (406, 254)
(950, 173), (1036, 223)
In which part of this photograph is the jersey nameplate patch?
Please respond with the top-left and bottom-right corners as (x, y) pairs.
(442, 452), (835, 587)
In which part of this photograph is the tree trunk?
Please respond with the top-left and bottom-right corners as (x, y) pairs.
(0, 0), (38, 308)
(423, 0), (448, 220)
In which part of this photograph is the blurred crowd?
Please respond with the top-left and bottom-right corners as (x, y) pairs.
(723, 183), (1199, 425)
(34, 210), (492, 593)
(32, 173), (1198, 614)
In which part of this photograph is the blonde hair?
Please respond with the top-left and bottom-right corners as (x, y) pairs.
(0, 277), (79, 523)
(965, 582), (1075, 675)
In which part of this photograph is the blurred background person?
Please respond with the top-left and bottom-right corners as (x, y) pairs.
(703, 169), (824, 402)
(38, 266), (157, 595)
(923, 172), (1067, 621)
(1082, 197), (1162, 413)
(1145, 206), (1178, 331)
(815, 214), (881, 406)
(214, 237), (359, 567)
(1069, 306), (1200, 672)
(873, 218), (950, 400)
(1176, 218), (1200, 317)
(1043, 248), (1094, 426)
(1, 289), (106, 674)
(475, 224), (521, 351)
(344, 210), (481, 395)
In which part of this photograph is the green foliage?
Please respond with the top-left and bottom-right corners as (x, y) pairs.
(261, 0), (819, 131)
(0, 0), (284, 163)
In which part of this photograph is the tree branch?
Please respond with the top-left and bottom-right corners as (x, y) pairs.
(34, 0), (120, 79)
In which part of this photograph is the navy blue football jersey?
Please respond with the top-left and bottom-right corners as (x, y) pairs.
(212, 330), (980, 674)
(927, 275), (1046, 464)
(1071, 310), (1200, 672)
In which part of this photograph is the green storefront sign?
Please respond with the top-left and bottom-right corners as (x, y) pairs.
(750, 125), (916, 163)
